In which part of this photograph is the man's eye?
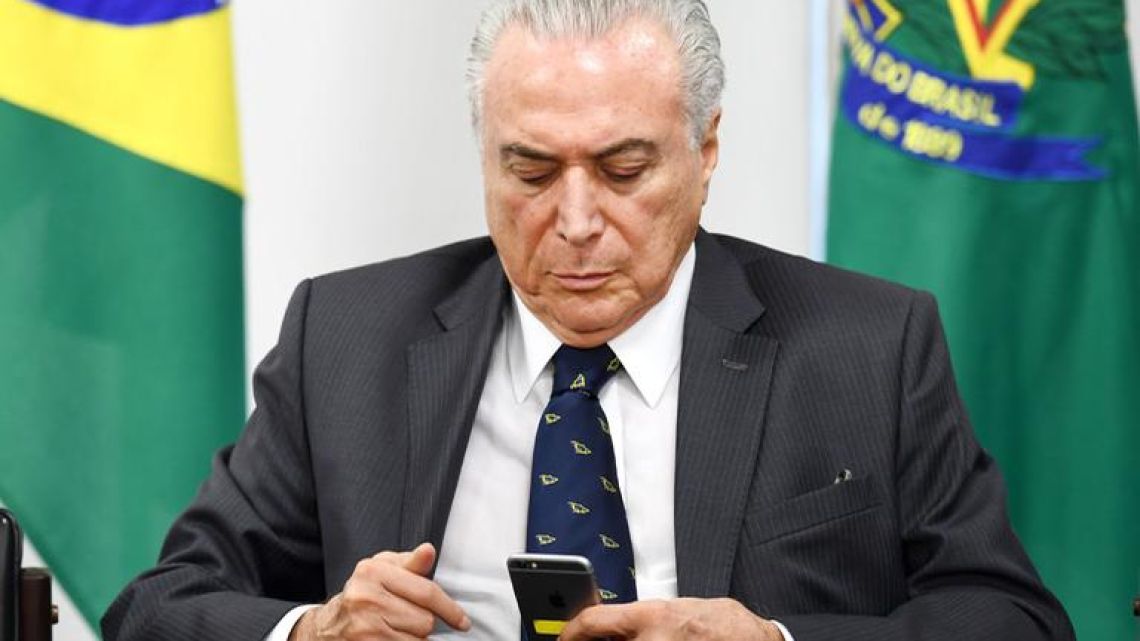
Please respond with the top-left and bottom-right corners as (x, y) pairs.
(513, 168), (556, 185)
(519, 173), (554, 185)
(604, 166), (646, 183)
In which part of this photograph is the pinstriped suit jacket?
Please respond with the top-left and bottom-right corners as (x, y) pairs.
(102, 230), (1074, 641)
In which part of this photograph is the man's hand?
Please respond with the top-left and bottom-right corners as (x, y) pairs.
(289, 543), (470, 641)
(558, 598), (782, 641)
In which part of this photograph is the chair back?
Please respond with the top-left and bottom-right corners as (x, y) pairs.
(0, 509), (21, 641)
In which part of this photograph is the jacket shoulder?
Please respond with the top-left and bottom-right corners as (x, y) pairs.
(311, 236), (497, 296)
(708, 233), (927, 338)
(299, 237), (500, 341)
(713, 233), (915, 296)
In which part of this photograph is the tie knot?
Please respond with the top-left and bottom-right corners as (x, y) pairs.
(551, 344), (623, 396)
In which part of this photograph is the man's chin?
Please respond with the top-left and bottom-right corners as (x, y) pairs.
(546, 311), (636, 347)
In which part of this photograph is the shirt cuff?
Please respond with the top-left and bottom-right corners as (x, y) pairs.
(264, 604), (319, 641)
(771, 619), (795, 641)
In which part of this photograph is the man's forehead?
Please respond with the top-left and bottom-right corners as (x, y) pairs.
(491, 107), (674, 163)
(482, 17), (685, 154)
(483, 17), (682, 105)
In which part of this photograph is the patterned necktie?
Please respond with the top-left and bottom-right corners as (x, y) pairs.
(525, 344), (638, 604)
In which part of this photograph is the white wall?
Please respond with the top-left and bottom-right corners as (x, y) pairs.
(235, 1), (815, 377)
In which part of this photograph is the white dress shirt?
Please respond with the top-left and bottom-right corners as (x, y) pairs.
(430, 244), (693, 640)
(267, 244), (791, 640)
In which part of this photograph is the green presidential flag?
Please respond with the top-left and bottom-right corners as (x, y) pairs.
(0, 0), (244, 627)
(827, 0), (1139, 638)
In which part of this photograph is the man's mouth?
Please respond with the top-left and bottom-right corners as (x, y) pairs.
(552, 271), (614, 291)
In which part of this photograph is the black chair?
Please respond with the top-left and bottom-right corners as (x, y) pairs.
(0, 510), (56, 641)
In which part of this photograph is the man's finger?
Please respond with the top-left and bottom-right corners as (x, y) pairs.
(383, 566), (470, 631)
(346, 546), (470, 632)
(402, 542), (437, 577)
(559, 602), (646, 641)
(375, 596), (440, 638)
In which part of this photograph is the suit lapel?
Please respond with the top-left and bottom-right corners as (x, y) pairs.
(401, 255), (509, 558)
(675, 231), (779, 597)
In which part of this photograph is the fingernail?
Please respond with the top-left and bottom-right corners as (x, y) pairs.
(461, 615), (471, 630)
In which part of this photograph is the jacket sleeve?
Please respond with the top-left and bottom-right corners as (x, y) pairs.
(102, 280), (326, 641)
(779, 292), (1075, 641)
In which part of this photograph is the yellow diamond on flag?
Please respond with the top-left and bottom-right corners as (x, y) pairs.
(600, 534), (620, 549)
(570, 373), (587, 390)
(568, 501), (590, 515)
(572, 440), (592, 455)
(536, 534), (557, 546)
(544, 413), (562, 425)
(540, 474), (559, 486)
(599, 476), (617, 493)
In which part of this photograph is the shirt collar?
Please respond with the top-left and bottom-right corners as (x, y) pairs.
(506, 243), (696, 407)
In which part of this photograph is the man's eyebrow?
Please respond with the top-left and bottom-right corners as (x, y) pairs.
(500, 144), (558, 163)
(595, 138), (658, 159)
(500, 139), (659, 163)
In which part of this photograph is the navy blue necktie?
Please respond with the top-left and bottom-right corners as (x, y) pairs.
(525, 344), (638, 604)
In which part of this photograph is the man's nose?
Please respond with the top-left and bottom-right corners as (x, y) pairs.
(555, 167), (604, 246)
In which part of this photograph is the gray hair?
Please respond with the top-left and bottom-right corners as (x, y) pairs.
(466, 0), (725, 147)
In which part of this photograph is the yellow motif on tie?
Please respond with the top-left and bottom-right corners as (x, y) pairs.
(600, 534), (620, 549)
(597, 417), (610, 435)
(572, 440), (592, 455)
(539, 474), (559, 486)
(568, 501), (590, 515)
(628, 566), (636, 579)
(607, 357), (621, 373)
(570, 373), (587, 390)
(535, 534), (557, 546)
(544, 413), (562, 425)
(599, 476), (617, 493)
(599, 589), (619, 601)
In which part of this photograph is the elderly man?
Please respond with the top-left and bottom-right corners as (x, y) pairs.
(103, 1), (1073, 640)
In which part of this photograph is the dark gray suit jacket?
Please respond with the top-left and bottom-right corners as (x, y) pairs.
(102, 231), (1073, 640)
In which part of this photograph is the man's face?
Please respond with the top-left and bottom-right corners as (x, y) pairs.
(481, 17), (720, 347)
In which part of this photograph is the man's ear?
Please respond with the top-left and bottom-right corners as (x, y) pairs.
(700, 109), (722, 203)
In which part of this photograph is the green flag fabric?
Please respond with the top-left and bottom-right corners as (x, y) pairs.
(827, 0), (1139, 638)
(0, 0), (244, 627)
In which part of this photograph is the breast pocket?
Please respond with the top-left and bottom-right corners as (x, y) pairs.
(734, 475), (905, 617)
(743, 475), (883, 546)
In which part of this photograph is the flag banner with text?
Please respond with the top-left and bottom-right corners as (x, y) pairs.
(0, 0), (245, 627)
(827, 1), (1139, 639)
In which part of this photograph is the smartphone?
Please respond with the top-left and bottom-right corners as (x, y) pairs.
(508, 553), (602, 640)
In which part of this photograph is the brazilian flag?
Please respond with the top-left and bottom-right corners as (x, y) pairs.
(827, 0), (1139, 639)
(0, 0), (245, 628)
